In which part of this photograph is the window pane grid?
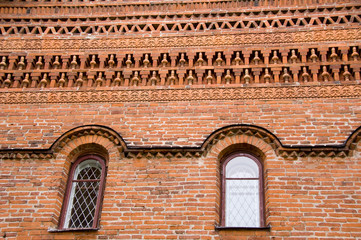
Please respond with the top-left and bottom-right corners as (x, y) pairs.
(61, 157), (105, 230)
(72, 179), (100, 183)
(222, 154), (263, 228)
(225, 179), (260, 227)
(68, 180), (100, 229)
(77, 165), (101, 180)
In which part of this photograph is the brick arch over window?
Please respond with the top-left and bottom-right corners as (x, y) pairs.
(49, 125), (124, 230)
(59, 154), (106, 230)
(201, 124), (281, 157)
(221, 152), (265, 228)
(201, 124), (360, 159)
(206, 128), (277, 160)
(51, 125), (127, 156)
(204, 128), (277, 229)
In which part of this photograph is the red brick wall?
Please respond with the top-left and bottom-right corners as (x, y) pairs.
(0, 97), (359, 149)
(0, 96), (361, 239)
(1, 0), (361, 239)
(1, 131), (361, 239)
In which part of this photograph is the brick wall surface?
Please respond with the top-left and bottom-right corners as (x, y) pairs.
(0, 98), (360, 149)
(0, 97), (360, 240)
(1, 0), (361, 239)
(1, 132), (361, 239)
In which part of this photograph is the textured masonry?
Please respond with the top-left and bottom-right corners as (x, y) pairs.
(0, 0), (361, 239)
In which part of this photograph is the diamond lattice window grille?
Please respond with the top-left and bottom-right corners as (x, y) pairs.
(68, 181), (100, 228)
(77, 166), (101, 180)
(64, 159), (103, 229)
(225, 179), (260, 227)
(223, 155), (262, 227)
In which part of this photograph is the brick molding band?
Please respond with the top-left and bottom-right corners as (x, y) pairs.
(1, 124), (360, 160)
(0, 84), (360, 104)
(1, 29), (361, 51)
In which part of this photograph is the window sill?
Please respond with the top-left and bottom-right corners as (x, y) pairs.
(215, 225), (271, 231)
(48, 227), (99, 233)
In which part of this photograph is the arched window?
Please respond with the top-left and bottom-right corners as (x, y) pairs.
(221, 153), (264, 228)
(59, 155), (106, 230)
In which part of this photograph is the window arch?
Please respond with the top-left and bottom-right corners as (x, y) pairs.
(59, 155), (106, 230)
(221, 153), (265, 228)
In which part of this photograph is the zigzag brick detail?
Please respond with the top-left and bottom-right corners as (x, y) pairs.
(0, 84), (360, 104)
(1, 125), (359, 160)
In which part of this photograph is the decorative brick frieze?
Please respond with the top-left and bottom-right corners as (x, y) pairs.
(1, 5), (359, 36)
(0, 151), (53, 160)
(0, 0), (357, 14)
(1, 29), (360, 51)
(1, 0), (360, 92)
(1, 45), (361, 89)
(0, 84), (359, 104)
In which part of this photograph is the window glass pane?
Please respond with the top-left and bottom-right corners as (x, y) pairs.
(226, 156), (259, 178)
(74, 159), (102, 180)
(68, 181), (100, 228)
(225, 179), (260, 227)
(77, 165), (101, 180)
